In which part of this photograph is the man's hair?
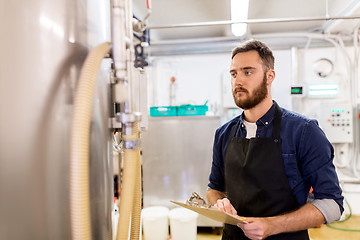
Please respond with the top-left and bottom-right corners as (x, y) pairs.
(231, 39), (274, 71)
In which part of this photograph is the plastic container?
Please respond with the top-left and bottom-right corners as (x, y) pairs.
(150, 106), (177, 117)
(169, 207), (198, 240)
(177, 104), (208, 116)
(141, 206), (169, 240)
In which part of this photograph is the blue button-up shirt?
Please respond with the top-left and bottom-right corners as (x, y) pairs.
(208, 102), (344, 212)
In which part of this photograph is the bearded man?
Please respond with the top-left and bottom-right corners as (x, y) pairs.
(207, 39), (343, 240)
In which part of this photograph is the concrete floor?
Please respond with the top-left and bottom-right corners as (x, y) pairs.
(196, 215), (360, 240)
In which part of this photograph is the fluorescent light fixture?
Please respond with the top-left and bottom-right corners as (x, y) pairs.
(231, 0), (249, 36)
(308, 84), (338, 97)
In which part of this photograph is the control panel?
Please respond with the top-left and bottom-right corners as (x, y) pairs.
(320, 103), (353, 143)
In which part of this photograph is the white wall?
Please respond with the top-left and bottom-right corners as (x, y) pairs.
(149, 49), (293, 116)
(150, 54), (229, 110)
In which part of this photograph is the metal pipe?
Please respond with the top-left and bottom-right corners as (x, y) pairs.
(126, 0), (134, 114)
(325, 0), (330, 18)
(351, 23), (360, 176)
(353, 23), (360, 174)
(113, 1), (142, 239)
(112, 0), (127, 80)
(148, 31), (349, 55)
(147, 15), (360, 30)
(291, 47), (298, 85)
(342, 180), (360, 184)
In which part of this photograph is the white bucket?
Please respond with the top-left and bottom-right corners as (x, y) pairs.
(141, 206), (169, 240)
(169, 207), (198, 240)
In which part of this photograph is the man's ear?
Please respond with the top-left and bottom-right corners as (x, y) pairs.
(266, 69), (275, 84)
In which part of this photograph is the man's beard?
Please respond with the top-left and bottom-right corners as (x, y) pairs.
(232, 73), (268, 110)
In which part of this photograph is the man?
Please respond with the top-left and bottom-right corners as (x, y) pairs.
(207, 39), (343, 240)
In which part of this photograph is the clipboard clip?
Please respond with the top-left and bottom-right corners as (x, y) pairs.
(186, 192), (211, 208)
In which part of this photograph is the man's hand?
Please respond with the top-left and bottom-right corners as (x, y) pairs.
(237, 217), (272, 240)
(214, 198), (237, 215)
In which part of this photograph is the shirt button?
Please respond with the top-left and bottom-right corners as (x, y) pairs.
(241, 124), (244, 128)
(265, 121), (268, 125)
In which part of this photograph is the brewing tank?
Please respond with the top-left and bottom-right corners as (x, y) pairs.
(0, 0), (113, 239)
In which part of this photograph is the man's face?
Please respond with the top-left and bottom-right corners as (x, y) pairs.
(230, 50), (269, 110)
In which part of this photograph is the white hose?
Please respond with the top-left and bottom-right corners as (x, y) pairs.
(130, 123), (142, 240)
(116, 124), (141, 240)
(70, 42), (110, 240)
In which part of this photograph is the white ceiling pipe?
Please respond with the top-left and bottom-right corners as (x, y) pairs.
(147, 15), (360, 30)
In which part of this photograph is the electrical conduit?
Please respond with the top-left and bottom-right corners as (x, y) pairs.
(70, 42), (110, 240)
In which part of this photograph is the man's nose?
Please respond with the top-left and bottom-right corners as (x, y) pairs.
(233, 74), (244, 86)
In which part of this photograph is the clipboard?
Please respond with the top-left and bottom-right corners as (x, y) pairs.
(171, 200), (248, 226)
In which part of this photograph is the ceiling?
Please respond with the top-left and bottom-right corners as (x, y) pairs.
(133, 0), (360, 42)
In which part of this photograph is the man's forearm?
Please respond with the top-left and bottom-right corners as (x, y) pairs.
(207, 189), (226, 205)
(266, 202), (326, 236)
(238, 202), (326, 239)
(207, 189), (326, 238)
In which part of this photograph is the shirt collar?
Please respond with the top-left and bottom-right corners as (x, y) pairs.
(239, 100), (277, 128)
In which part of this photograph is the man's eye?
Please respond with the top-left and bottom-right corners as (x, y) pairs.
(245, 71), (252, 76)
(231, 73), (237, 78)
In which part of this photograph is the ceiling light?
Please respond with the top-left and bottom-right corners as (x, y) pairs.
(231, 0), (249, 36)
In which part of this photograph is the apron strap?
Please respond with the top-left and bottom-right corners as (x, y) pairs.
(273, 103), (282, 140)
(230, 119), (241, 138)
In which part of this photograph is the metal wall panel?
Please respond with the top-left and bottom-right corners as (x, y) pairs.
(0, 1), (112, 239)
(141, 116), (222, 226)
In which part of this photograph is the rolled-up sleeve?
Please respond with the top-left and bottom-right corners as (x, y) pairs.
(310, 199), (341, 224)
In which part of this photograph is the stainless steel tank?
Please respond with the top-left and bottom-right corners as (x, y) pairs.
(0, 1), (113, 239)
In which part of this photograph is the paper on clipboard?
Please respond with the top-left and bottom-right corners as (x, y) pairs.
(171, 201), (248, 226)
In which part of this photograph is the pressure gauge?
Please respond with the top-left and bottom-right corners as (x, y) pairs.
(312, 58), (334, 78)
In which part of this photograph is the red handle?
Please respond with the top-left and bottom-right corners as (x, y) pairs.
(146, 0), (152, 9)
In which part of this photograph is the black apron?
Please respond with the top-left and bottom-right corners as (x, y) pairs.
(222, 104), (309, 240)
